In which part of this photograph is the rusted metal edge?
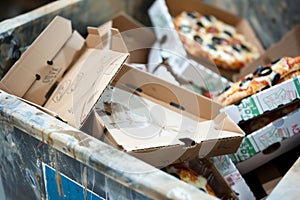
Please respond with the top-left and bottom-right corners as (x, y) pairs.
(0, 90), (217, 200)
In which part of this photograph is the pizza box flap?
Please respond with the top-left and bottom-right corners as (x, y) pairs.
(234, 25), (300, 81)
(0, 16), (80, 105)
(0, 16), (129, 129)
(111, 12), (156, 64)
(95, 64), (245, 165)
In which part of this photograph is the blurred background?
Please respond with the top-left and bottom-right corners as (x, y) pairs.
(0, 0), (54, 21)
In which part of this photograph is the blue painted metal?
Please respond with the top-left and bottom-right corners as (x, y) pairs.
(43, 163), (104, 200)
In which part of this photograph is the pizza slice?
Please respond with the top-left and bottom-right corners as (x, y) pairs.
(215, 56), (300, 106)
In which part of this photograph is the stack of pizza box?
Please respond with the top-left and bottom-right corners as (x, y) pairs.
(224, 25), (300, 174)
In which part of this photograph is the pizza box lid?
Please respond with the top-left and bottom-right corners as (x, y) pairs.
(95, 64), (245, 167)
(0, 16), (129, 129)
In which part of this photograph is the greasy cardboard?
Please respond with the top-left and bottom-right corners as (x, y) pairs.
(148, 0), (265, 80)
(229, 107), (300, 173)
(234, 25), (300, 81)
(0, 16), (129, 128)
(187, 158), (239, 199)
(223, 76), (300, 123)
(95, 64), (245, 167)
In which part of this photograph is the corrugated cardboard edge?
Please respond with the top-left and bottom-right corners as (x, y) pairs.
(111, 12), (157, 64)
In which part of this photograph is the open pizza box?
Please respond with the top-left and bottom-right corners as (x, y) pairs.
(93, 63), (245, 167)
(112, 12), (231, 96)
(0, 16), (129, 129)
(148, 0), (265, 81)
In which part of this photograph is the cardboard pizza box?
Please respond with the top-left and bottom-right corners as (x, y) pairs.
(223, 26), (300, 174)
(93, 64), (245, 167)
(234, 25), (300, 81)
(148, 0), (265, 81)
(0, 16), (129, 129)
(229, 107), (300, 174)
(182, 158), (239, 199)
(112, 12), (231, 95)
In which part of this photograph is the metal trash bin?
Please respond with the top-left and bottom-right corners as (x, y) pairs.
(0, 0), (219, 199)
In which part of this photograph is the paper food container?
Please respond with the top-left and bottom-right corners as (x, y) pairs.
(148, 0), (265, 80)
(0, 16), (129, 129)
(164, 158), (239, 199)
(94, 64), (245, 167)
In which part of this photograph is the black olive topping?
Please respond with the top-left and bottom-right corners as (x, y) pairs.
(179, 25), (191, 33)
(239, 81), (245, 87)
(203, 15), (212, 21)
(272, 73), (281, 85)
(271, 58), (282, 65)
(187, 12), (197, 18)
(224, 84), (231, 92)
(212, 36), (223, 45)
(246, 76), (253, 81)
(239, 77), (252, 87)
(196, 21), (204, 27)
(223, 30), (232, 37)
(207, 44), (217, 51)
(241, 44), (251, 52)
(253, 65), (263, 75)
(258, 66), (272, 77)
(232, 44), (240, 52)
(193, 35), (203, 44)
